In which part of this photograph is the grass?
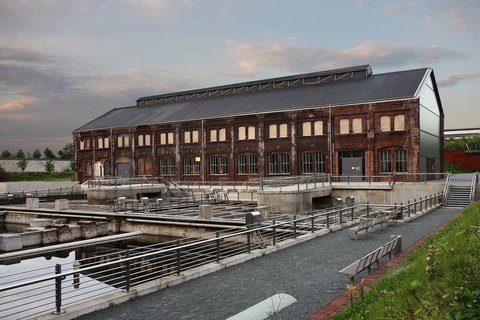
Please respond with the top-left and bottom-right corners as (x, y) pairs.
(332, 202), (480, 320)
(4, 171), (73, 182)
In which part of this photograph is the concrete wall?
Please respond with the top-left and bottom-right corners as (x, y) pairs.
(0, 159), (70, 173)
(332, 181), (444, 205)
(0, 181), (78, 193)
(257, 187), (332, 213)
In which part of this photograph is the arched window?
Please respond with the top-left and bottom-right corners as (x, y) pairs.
(301, 152), (325, 174)
(268, 153), (290, 174)
(210, 155), (228, 175)
(238, 154), (258, 174)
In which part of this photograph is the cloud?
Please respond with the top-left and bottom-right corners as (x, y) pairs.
(439, 2), (480, 34)
(0, 96), (38, 112)
(437, 72), (480, 87)
(228, 41), (463, 75)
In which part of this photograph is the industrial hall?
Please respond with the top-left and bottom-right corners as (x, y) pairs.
(73, 64), (444, 183)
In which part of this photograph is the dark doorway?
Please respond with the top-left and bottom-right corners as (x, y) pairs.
(339, 150), (365, 182)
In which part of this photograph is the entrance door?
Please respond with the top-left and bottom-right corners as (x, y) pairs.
(339, 151), (365, 182)
(117, 163), (130, 178)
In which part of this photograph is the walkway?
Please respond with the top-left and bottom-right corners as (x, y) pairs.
(76, 207), (461, 320)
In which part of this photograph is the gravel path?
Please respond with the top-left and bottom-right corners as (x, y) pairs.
(76, 207), (461, 320)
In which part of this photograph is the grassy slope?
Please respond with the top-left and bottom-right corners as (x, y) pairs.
(333, 202), (480, 319)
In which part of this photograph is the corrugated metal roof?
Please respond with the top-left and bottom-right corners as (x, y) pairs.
(74, 67), (429, 132)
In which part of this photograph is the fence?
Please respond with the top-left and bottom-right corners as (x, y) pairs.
(0, 193), (443, 319)
(0, 186), (85, 205)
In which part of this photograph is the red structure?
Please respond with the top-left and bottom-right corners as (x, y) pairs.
(444, 150), (480, 171)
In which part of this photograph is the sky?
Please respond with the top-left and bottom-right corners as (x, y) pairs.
(1, 0), (479, 153)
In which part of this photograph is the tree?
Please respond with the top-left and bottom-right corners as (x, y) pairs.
(57, 143), (73, 160)
(1, 150), (12, 159)
(32, 149), (42, 159)
(16, 149), (26, 159)
(44, 159), (55, 173)
(17, 158), (28, 172)
(44, 148), (56, 159)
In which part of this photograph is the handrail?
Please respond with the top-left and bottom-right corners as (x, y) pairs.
(442, 173), (452, 206)
(470, 172), (478, 202)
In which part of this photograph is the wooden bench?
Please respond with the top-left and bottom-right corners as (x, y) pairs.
(339, 236), (402, 282)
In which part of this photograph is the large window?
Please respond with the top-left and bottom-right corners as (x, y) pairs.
(339, 118), (363, 134)
(160, 158), (175, 175)
(379, 148), (407, 173)
(395, 149), (407, 172)
(184, 156), (201, 175)
(394, 114), (405, 131)
(209, 155), (228, 175)
(301, 152), (325, 174)
(379, 150), (392, 173)
(238, 154), (258, 174)
(268, 153), (290, 174)
(137, 157), (153, 176)
(380, 116), (391, 132)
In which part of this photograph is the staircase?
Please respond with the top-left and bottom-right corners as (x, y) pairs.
(445, 185), (472, 207)
(443, 173), (478, 207)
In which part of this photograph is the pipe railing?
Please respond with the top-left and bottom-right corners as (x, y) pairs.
(469, 172), (478, 202)
(0, 194), (443, 319)
(442, 173), (452, 206)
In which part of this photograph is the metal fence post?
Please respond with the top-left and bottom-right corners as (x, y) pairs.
(125, 250), (131, 292)
(351, 206), (354, 221)
(54, 264), (62, 314)
(366, 202), (370, 218)
(414, 198), (417, 214)
(311, 214), (315, 233)
(400, 202), (403, 219)
(339, 209), (343, 224)
(247, 231), (251, 253)
(407, 200), (410, 217)
(176, 240), (181, 276)
(215, 232), (220, 263)
(326, 212), (330, 228)
(293, 215), (297, 238)
(272, 220), (276, 245)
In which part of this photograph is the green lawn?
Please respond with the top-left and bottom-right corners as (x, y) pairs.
(332, 202), (480, 319)
(4, 171), (73, 182)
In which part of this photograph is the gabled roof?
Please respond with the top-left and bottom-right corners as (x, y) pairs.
(74, 66), (433, 133)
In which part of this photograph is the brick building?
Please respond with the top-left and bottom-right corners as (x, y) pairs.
(73, 65), (444, 183)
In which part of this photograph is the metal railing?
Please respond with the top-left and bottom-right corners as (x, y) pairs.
(442, 173), (452, 206)
(0, 193), (443, 319)
(469, 172), (478, 202)
(0, 185), (85, 205)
